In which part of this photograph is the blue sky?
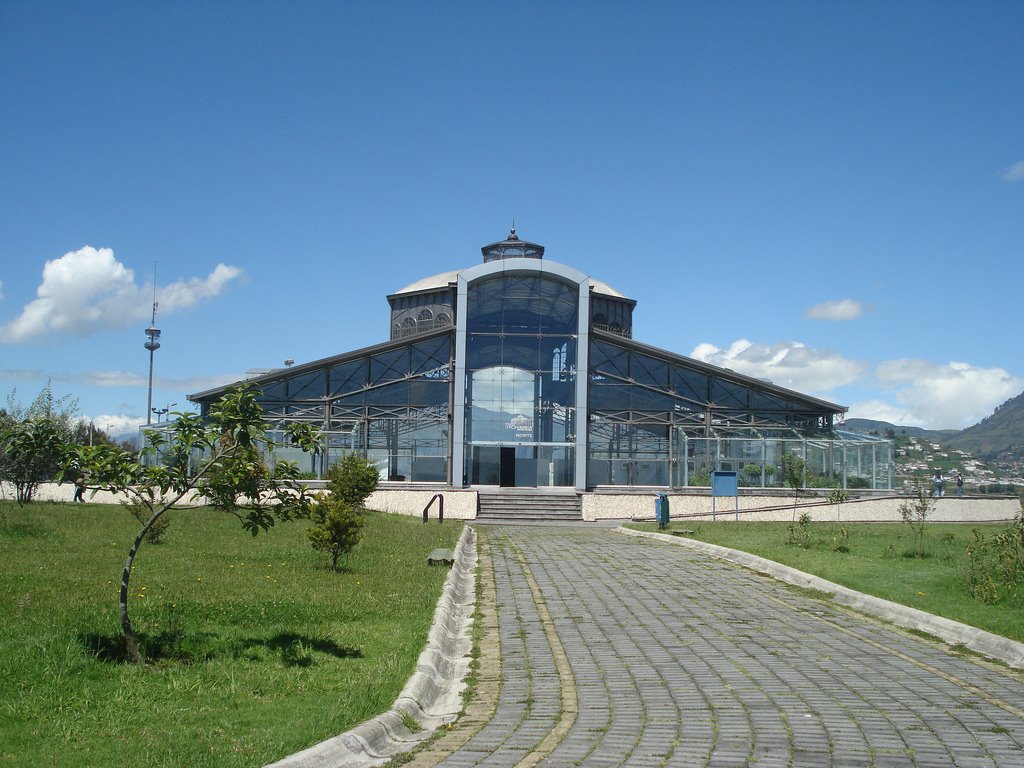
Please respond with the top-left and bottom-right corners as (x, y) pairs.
(1, 1), (1021, 435)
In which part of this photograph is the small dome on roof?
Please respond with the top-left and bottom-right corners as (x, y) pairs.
(481, 228), (545, 262)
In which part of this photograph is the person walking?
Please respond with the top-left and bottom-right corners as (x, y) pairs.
(932, 470), (943, 497)
(73, 474), (87, 503)
(956, 472), (964, 497)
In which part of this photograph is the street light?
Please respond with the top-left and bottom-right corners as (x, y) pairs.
(151, 403), (177, 423)
(144, 300), (161, 426)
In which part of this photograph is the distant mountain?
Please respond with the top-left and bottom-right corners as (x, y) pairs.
(944, 390), (1024, 461)
(842, 418), (957, 444)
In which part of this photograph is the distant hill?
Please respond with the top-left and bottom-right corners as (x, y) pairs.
(944, 390), (1024, 461)
(842, 418), (957, 444)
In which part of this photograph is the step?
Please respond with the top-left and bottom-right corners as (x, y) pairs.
(476, 490), (582, 522)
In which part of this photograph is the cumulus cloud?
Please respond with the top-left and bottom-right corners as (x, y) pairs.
(804, 298), (867, 321)
(690, 339), (866, 394)
(1002, 161), (1024, 182)
(864, 359), (1024, 430)
(87, 413), (150, 437)
(0, 246), (243, 343)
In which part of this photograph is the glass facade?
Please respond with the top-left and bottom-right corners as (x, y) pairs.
(186, 231), (893, 491)
(463, 275), (578, 487)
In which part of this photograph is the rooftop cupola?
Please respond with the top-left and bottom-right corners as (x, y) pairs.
(481, 228), (544, 263)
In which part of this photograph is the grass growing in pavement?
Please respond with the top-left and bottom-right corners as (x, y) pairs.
(630, 520), (1024, 644)
(0, 501), (462, 768)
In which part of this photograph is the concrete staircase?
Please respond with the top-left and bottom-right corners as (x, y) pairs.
(476, 489), (582, 523)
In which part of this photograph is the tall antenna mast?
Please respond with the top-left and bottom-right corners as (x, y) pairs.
(144, 263), (162, 426)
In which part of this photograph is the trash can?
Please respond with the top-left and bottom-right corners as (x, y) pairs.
(656, 493), (670, 529)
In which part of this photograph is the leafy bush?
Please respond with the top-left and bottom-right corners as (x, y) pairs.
(786, 512), (812, 548)
(307, 455), (379, 572)
(830, 526), (851, 553)
(307, 498), (364, 572)
(962, 515), (1024, 606)
(325, 455), (380, 505)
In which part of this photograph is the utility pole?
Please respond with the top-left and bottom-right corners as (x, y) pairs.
(144, 268), (161, 426)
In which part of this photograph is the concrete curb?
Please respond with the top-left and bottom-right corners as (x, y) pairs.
(618, 526), (1024, 670)
(266, 525), (478, 768)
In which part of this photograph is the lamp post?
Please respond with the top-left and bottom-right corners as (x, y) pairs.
(152, 403), (176, 423)
(144, 300), (161, 426)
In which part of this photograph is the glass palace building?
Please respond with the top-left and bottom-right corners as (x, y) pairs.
(189, 230), (892, 491)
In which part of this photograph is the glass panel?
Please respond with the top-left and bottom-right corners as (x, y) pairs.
(466, 335), (504, 369)
(410, 335), (451, 375)
(287, 370), (325, 400)
(671, 365), (708, 403)
(364, 380), (410, 406)
(466, 276), (578, 335)
(329, 359), (367, 397)
(632, 353), (668, 388)
(712, 377), (748, 408)
(257, 379), (286, 400)
(590, 340), (629, 379)
(499, 335), (542, 371)
(408, 379), (449, 408)
(589, 379), (631, 410)
(370, 348), (407, 384)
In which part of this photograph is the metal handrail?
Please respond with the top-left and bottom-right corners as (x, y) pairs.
(422, 493), (444, 523)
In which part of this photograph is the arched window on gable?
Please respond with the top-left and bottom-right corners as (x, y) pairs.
(400, 317), (417, 337)
(434, 312), (451, 329)
(417, 308), (434, 323)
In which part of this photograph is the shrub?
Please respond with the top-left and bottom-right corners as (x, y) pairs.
(307, 497), (364, 572)
(786, 512), (812, 548)
(898, 475), (935, 558)
(325, 455), (379, 505)
(307, 454), (379, 572)
(962, 516), (1024, 606)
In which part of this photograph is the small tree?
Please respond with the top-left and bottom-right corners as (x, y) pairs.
(0, 417), (69, 505)
(782, 452), (806, 521)
(898, 474), (936, 558)
(65, 387), (321, 663)
(307, 499), (364, 572)
(307, 455), (379, 571)
(0, 382), (79, 506)
(325, 453), (380, 505)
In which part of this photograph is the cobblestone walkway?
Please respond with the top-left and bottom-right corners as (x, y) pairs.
(417, 526), (1024, 767)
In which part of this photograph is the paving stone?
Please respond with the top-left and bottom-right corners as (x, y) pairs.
(431, 527), (1024, 767)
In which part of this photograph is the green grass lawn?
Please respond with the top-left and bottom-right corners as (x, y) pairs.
(631, 519), (1024, 644)
(0, 502), (463, 768)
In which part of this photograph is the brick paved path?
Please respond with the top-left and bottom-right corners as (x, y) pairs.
(414, 526), (1024, 768)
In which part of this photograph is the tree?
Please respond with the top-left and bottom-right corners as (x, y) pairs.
(0, 416), (69, 505)
(307, 455), (379, 572)
(898, 474), (936, 558)
(65, 387), (321, 663)
(1, 382), (79, 505)
(307, 499), (364, 572)
(782, 452), (806, 521)
(325, 453), (380, 505)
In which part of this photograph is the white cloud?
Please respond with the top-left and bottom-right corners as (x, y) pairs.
(843, 399), (918, 426)
(690, 339), (866, 394)
(0, 246), (243, 343)
(867, 359), (1024, 430)
(79, 370), (242, 392)
(1002, 161), (1024, 182)
(804, 298), (867, 321)
(87, 413), (150, 437)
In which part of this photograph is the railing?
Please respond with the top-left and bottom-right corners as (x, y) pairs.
(422, 493), (444, 523)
